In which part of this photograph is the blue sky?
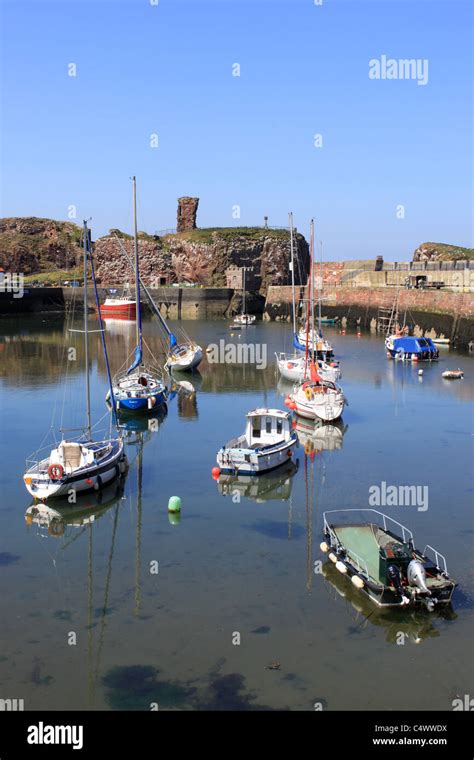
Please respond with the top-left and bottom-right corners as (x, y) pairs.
(1, 0), (472, 260)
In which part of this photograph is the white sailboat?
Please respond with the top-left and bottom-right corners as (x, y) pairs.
(108, 177), (168, 411)
(276, 213), (341, 383)
(287, 220), (346, 422)
(231, 267), (256, 326)
(23, 221), (128, 500)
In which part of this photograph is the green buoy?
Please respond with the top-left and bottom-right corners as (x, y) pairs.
(168, 496), (182, 513)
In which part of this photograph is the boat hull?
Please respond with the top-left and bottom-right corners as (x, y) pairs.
(24, 442), (127, 500)
(99, 303), (136, 319)
(217, 437), (297, 475)
(115, 389), (167, 411)
(167, 346), (203, 372)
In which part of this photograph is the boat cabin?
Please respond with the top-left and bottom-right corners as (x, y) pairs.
(245, 409), (292, 447)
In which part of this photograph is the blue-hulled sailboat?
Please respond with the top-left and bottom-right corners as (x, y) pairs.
(107, 177), (168, 413)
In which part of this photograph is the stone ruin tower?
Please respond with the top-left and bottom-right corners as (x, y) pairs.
(177, 197), (199, 232)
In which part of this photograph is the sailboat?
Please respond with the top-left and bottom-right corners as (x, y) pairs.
(275, 213), (341, 383)
(294, 239), (334, 359)
(23, 221), (128, 500)
(107, 177), (168, 411)
(110, 234), (203, 373)
(231, 267), (256, 326)
(287, 221), (346, 422)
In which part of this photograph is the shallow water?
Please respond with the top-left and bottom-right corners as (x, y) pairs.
(0, 316), (473, 710)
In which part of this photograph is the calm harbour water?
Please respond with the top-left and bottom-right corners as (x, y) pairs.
(0, 315), (473, 711)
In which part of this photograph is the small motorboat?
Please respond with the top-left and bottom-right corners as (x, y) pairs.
(275, 352), (341, 383)
(232, 313), (256, 326)
(385, 335), (439, 362)
(432, 337), (451, 346)
(216, 408), (297, 475)
(442, 369), (464, 380)
(321, 509), (456, 611)
(320, 317), (338, 325)
(99, 286), (136, 320)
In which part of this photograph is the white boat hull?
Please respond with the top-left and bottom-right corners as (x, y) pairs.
(217, 437), (297, 475)
(167, 345), (203, 372)
(275, 354), (341, 383)
(24, 441), (127, 500)
(291, 385), (345, 422)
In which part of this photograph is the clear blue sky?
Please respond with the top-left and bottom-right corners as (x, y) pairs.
(1, 0), (472, 260)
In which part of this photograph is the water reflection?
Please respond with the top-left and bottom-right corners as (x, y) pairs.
(322, 562), (457, 644)
(24, 476), (127, 538)
(216, 460), (298, 503)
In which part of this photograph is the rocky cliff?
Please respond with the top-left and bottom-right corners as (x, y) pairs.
(0, 217), (83, 274)
(413, 242), (474, 262)
(93, 227), (309, 294)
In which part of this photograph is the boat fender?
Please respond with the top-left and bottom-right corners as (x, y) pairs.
(319, 541), (329, 553)
(351, 575), (364, 589)
(148, 396), (156, 409)
(48, 463), (64, 481)
(335, 561), (347, 574)
(287, 449), (292, 457)
(119, 459), (127, 474)
(305, 387), (314, 401)
(328, 552), (337, 564)
(94, 475), (103, 492)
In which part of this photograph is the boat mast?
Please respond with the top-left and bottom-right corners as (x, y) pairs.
(83, 220), (92, 439)
(310, 219), (315, 356)
(318, 241), (323, 336)
(132, 176), (142, 355)
(289, 212), (296, 336)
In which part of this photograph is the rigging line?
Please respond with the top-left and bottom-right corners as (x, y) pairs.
(59, 265), (81, 433)
(50, 293), (74, 430)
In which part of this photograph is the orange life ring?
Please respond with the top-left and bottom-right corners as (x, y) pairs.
(48, 463), (64, 481)
(305, 387), (314, 401)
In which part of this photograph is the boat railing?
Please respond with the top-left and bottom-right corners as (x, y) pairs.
(422, 544), (448, 575)
(323, 509), (414, 546)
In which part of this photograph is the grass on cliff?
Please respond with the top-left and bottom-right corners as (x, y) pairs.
(162, 227), (292, 244)
(23, 268), (83, 285)
(420, 242), (474, 261)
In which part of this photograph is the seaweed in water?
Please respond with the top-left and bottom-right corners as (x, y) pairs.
(102, 665), (195, 711)
(251, 626), (270, 634)
(0, 552), (20, 566)
(201, 673), (273, 711)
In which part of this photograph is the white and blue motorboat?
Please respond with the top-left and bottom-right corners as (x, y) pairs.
(217, 409), (297, 475)
(385, 334), (439, 362)
(108, 177), (168, 412)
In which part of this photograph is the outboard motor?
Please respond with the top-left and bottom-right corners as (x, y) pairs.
(407, 559), (431, 595)
(387, 564), (409, 603)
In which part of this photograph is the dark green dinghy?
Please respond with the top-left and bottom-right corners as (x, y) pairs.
(321, 510), (456, 611)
